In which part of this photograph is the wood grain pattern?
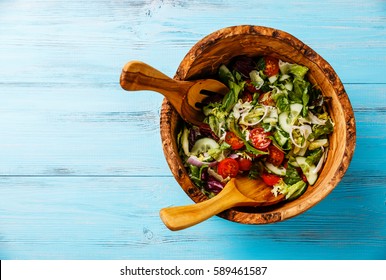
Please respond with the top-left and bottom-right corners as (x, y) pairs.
(0, 0), (385, 260)
(160, 177), (285, 231)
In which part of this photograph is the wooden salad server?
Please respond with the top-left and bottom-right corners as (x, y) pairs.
(159, 176), (285, 231)
(120, 60), (229, 126)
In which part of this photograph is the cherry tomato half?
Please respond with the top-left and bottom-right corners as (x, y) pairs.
(261, 173), (281, 186)
(225, 131), (245, 150)
(241, 91), (253, 103)
(249, 127), (271, 150)
(238, 157), (252, 171)
(263, 56), (280, 77)
(267, 145), (285, 166)
(244, 79), (259, 93)
(258, 91), (275, 106)
(217, 158), (239, 178)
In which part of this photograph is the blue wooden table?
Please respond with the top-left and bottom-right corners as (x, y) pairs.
(0, 0), (385, 260)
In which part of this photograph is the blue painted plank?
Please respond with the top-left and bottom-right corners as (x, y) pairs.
(0, 0), (385, 261)
(0, 177), (384, 260)
(0, 0), (385, 85)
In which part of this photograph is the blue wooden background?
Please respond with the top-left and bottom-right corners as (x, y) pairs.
(0, 0), (385, 260)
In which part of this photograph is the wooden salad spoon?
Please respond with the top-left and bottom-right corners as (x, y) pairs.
(159, 176), (285, 231)
(120, 60), (229, 126)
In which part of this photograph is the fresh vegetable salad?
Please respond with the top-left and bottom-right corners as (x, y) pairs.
(177, 55), (334, 201)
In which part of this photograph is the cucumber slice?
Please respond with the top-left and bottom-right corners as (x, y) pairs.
(190, 138), (219, 156)
(286, 181), (308, 201)
(265, 162), (286, 176)
(274, 128), (289, 147)
(263, 107), (278, 124)
(295, 156), (318, 185)
(279, 104), (303, 133)
(181, 127), (190, 156)
(279, 111), (291, 133)
(290, 103), (303, 120)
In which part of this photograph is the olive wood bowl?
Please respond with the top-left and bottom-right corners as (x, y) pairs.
(160, 25), (356, 224)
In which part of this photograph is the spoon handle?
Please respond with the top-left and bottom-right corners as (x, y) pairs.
(120, 60), (192, 115)
(159, 179), (251, 231)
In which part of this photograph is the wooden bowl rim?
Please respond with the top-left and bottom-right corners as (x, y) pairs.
(160, 25), (356, 224)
